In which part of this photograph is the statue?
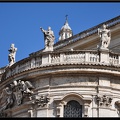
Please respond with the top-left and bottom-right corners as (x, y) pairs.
(8, 43), (17, 66)
(40, 26), (55, 51)
(14, 80), (25, 105)
(98, 24), (111, 50)
(12, 80), (34, 105)
(0, 85), (14, 116)
(21, 80), (34, 94)
(0, 80), (34, 116)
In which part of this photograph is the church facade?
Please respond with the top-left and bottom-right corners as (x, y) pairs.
(0, 15), (120, 117)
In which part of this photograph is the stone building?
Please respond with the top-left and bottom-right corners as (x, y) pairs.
(0, 15), (120, 117)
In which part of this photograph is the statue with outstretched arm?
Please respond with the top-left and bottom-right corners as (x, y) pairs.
(40, 26), (55, 51)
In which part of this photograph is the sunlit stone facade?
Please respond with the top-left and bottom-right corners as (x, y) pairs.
(0, 15), (120, 117)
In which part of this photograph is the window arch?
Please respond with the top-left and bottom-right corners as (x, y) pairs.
(64, 100), (82, 118)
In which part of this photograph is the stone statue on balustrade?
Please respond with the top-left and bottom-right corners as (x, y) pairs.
(98, 24), (111, 50)
(40, 26), (55, 51)
(8, 43), (17, 66)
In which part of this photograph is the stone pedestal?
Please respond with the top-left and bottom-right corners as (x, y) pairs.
(43, 47), (53, 52)
(99, 48), (109, 64)
(42, 52), (51, 65)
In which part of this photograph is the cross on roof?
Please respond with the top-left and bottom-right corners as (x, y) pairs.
(65, 15), (68, 21)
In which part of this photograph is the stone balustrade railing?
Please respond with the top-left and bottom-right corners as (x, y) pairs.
(0, 67), (5, 75)
(109, 52), (119, 65)
(50, 51), (99, 64)
(1, 50), (120, 81)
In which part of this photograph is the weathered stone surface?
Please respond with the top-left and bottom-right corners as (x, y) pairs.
(0, 15), (120, 117)
(51, 76), (98, 86)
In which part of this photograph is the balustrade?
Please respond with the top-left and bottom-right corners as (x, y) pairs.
(1, 50), (120, 80)
(51, 53), (60, 63)
(35, 56), (42, 67)
(109, 53), (119, 65)
(18, 61), (31, 73)
(0, 67), (5, 74)
(89, 52), (99, 62)
(64, 51), (85, 63)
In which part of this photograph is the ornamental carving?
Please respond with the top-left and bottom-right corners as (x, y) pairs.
(12, 80), (34, 105)
(32, 95), (50, 108)
(0, 85), (14, 117)
(0, 80), (34, 117)
(115, 100), (120, 112)
(96, 95), (112, 107)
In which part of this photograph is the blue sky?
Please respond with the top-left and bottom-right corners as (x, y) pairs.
(0, 2), (120, 67)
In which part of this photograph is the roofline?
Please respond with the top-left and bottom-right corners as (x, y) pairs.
(54, 15), (120, 50)
(29, 15), (120, 57)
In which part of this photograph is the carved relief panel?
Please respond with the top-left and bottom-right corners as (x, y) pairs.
(96, 95), (112, 107)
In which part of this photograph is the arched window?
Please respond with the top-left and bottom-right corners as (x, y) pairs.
(64, 100), (82, 117)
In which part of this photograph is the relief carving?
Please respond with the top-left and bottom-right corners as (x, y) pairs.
(96, 95), (112, 107)
(12, 80), (34, 105)
(31, 94), (50, 108)
(0, 80), (34, 117)
(0, 85), (15, 117)
(115, 100), (120, 113)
